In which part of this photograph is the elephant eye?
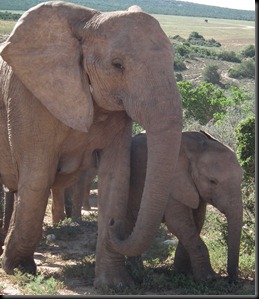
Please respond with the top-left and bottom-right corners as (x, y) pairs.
(112, 59), (124, 71)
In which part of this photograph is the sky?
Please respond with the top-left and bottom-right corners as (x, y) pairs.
(177, 0), (255, 11)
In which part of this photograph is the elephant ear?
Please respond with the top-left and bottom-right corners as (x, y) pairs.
(171, 148), (199, 209)
(0, 2), (97, 132)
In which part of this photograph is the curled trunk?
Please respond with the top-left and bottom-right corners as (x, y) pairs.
(109, 83), (182, 255)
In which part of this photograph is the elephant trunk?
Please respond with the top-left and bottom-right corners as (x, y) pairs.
(109, 78), (182, 256)
(226, 198), (243, 281)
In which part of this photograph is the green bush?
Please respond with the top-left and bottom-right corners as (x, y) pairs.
(175, 73), (183, 82)
(203, 88), (254, 150)
(187, 31), (221, 47)
(240, 44), (255, 58)
(178, 81), (232, 125)
(188, 31), (205, 42)
(228, 59), (255, 79)
(174, 54), (187, 71)
(217, 50), (241, 62)
(191, 46), (217, 58)
(235, 116), (255, 182)
(172, 34), (186, 42)
(132, 122), (144, 136)
(202, 64), (220, 84)
(206, 38), (221, 47)
(174, 43), (191, 57)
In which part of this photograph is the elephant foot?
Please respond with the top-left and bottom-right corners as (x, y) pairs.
(2, 253), (37, 275)
(174, 258), (193, 276)
(126, 255), (145, 284)
(94, 267), (135, 290)
(193, 267), (218, 282)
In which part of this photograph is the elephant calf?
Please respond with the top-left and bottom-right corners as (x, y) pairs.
(125, 130), (243, 282)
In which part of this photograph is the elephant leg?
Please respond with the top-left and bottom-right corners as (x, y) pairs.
(193, 200), (207, 233)
(2, 191), (15, 234)
(93, 124), (134, 289)
(0, 191), (15, 255)
(64, 188), (73, 219)
(52, 186), (66, 224)
(165, 199), (216, 281)
(173, 201), (207, 276)
(174, 241), (192, 275)
(81, 168), (97, 211)
(70, 173), (90, 219)
(2, 181), (50, 274)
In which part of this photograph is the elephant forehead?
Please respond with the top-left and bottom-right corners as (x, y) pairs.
(87, 11), (171, 51)
(200, 150), (242, 180)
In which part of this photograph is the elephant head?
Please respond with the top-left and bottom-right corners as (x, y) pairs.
(0, 2), (182, 256)
(172, 130), (243, 281)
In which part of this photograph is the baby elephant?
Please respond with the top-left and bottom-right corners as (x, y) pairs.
(126, 130), (243, 282)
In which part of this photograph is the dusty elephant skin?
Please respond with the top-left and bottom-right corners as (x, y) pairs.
(125, 131), (243, 282)
(0, 1), (182, 289)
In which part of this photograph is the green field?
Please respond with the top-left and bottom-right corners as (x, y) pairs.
(0, 19), (15, 34)
(153, 14), (255, 51)
(0, 14), (255, 51)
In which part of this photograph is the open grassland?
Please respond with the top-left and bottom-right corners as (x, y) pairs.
(153, 14), (255, 51)
(0, 19), (15, 34)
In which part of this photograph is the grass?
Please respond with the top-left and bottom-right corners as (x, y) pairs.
(152, 14), (255, 51)
(0, 19), (15, 34)
(13, 269), (63, 295)
(0, 207), (255, 295)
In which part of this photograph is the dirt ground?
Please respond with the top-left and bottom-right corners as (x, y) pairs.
(0, 191), (186, 296)
(0, 190), (256, 296)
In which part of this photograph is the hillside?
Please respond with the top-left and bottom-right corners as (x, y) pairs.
(0, 0), (255, 21)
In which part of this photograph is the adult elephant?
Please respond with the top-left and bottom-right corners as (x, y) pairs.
(0, 1), (182, 289)
(123, 131), (243, 282)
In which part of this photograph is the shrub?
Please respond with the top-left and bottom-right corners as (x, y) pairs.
(191, 46), (217, 58)
(206, 38), (221, 47)
(228, 59), (255, 79)
(172, 34), (186, 42)
(202, 87), (254, 149)
(235, 116), (255, 182)
(174, 43), (190, 57)
(202, 64), (220, 84)
(217, 50), (241, 62)
(132, 122), (144, 136)
(174, 54), (187, 71)
(240, 44), (255, 58)
(178, 81), (231, 125)
(187, 32), (221, 47)
(175, 73), (183, 82)
(188, 31), (205, 40)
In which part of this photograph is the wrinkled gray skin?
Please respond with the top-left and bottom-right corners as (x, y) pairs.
(125, 131), (243, 282)
(0, 187), (15, 256)
(0, 1), (182, 288)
